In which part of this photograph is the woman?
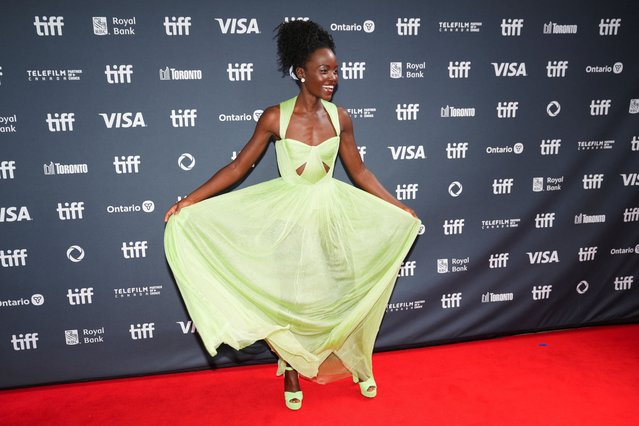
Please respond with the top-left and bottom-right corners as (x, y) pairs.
(164, 20), (420, 410)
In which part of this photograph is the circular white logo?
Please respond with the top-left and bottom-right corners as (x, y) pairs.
(31, 294), (45, 306)
(418, 224), (426, 235)
(253, 109), (264, 122)
(178, 153), (195, 171)
(142, 200), (155, 213)
(448, 181), (463, 197)
(613, 62), (623, 74)
(635, 244), (639, 254)
(547, 101), (561, 117)
(363, 20), (375, 33)
(67, 245), (85, 262)
(576, 280), (589, 294)
(513, 143), (524, 154)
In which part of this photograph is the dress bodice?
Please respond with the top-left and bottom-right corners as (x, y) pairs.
(275, 97), (340, 185)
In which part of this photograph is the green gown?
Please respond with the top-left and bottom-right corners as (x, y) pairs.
(164, 96), (421, 383)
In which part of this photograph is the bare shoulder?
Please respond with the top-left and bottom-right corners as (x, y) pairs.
(336, 106), (353, 131)
(256, 105), (280, 135)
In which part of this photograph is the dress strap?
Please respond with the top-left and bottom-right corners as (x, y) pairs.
(320, 99), (341, 137)
(279, 97), (297, 139)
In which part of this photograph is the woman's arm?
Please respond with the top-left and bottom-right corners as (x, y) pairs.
(337, 107), (418, 218)
(164, 106), (279, 221)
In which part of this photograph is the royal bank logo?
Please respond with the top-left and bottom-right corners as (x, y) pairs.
(178, 153), (195, 171)
(0, 206), (32, 222)
(492, 62), (527, 77)
(159, 67), (202, 80)
(397, 261), (416, 277)
(107, 201), (155, 214)
(535, 213), (556, 228)
(57, 202), (84, 220)
(396, 104), (419, 120)
(439, 21), (482, 32)
(547, 61), (568, 77)
(492, 178), (514, 194)
(489, 253), (509, 268)
(347, 107), (376, 119)
(574, 213), (606, 224)
(215, 18), (260, 34)
(395, 184), (418, 200)
(177, 320), (197, 334)
(481, 218), (520, 229)
(121, 241), (148, 259)
(65, 327), (105, 345)
(501, 18), (524, 36)
(390, 62), (426, 79)
(330, 20), (375, 33)
(441, 105), (476, 118)
(114, 285), (162, 298)
(386, 299), (425, 312)
(585, 62), (623, 74)
(614, 276), (633, 291)
(532, 176), (563, 192)
(33, 16), (64, 36)
(27, 69), (83, 81)
(496, 102), (519, 118)
(93, 17), (137, 36)
(129, 323), (155, 339)
(99, 112), (146, 128)
(532, 285), (552, 300)
(11, 333), (39, 350)
(66, 245), (85, 262)
(441, 293), (462, 308)
(590, 99), (611, 116)
(0, 114), (16, 133)
(486, 143), (523, 155)
(341, 61), (366, 80)
(105, 65), (133, 84)
(623, 208), (639, 222)
(219, 109), (263, 122)
(543, 22), (578, 34)
(540, 139), (561, 155)
(437, 257), (469, 273)
(46, 113), (75, 132)
(396, 18), (421, 36)
(388, 145), (426, 160)
(0, 294), (44, 308)
(599, 18), (621, 36)
(582, 173), (604, 189)
(448, 61), (471, 78)
(630, 99), (639, 114)
(44, 162), (88, 175)
(170, 109), (197, 127)
(446, 142), (469, 159)
(164, 17), (191, 36)
(578, 246), (597, 262)
(113, 155), (141, 174)
(481, 292), (513, 303)
(547, 101), (561, 117)
(67, 288), (94, 305)
(443, 219), (465, 235)
(227, 63), (253, 81)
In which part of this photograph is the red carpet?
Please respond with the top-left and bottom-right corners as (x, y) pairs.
(1, 324), (638, 425)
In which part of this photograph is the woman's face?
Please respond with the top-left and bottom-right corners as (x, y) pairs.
(300, 48), (338, 100)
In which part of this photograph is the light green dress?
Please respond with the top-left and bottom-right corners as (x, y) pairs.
(164, 96), (421, 383)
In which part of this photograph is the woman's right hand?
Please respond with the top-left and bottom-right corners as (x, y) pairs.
(164, 198), (195, 222)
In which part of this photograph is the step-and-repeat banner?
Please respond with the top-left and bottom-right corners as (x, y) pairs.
(1, 0), (638, 388)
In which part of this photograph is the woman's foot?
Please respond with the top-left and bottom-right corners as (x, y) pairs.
(284, 364), (303, 410)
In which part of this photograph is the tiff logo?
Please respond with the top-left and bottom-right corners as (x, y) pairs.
(489, 253), (509, 268)
(448, 61), (471, 78)
(590, 99), (611, 116)
(227, 63), (253, 81)
(129, 323), (155, 339)
(492, 178), (514, 194)
(397, 18), (420, 36)
(46, 113), (75, 132)
(599, 18), (621, 36)
(341, 62), (365, 79)
(532, 285), (552, 300)
(11, 333), (39, 350)
(121, 241), (148, 259)
(441, 293), (462, 308)
(535, 213), (555, 228)
(443, 219), (464, 235)
(105, 65), (133, 84)
(395, 183), (418, 200)
(547, 61), (568, 77)
(631, 136), (639, 151)
(624, 207), (639, 222)
(396, 104), (419, 120)
(170, 109), (197, 127)
(583, 174), (604, 189)
(67, 287), (94, 305)
(497, 102), (519, 118)
(113, 155), (141, 174)
(446, 142), (468, 159)
(0, 249), (28, 267)
(164, 17), (191, 35)
(397, 261), (416, 277)
(614, 276), (633, 291)
(578, 246), (597, 262)
(501, 18), (524, 36)
(540, 139), (561, 155)
(0, 161), (16, 179)
(34, 16), (64, 36)
(57, 201), (84, 220)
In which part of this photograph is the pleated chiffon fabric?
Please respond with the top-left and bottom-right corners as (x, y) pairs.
(164, 97), (421, 383)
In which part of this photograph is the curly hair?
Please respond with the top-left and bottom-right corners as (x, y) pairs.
(274, 20), (336, 79)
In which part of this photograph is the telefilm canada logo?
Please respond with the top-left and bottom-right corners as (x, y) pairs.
(386, 299), (425, 312)
(27, 69), (83, 82)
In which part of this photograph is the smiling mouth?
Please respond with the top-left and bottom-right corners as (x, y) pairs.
(323, 85), (335, 92)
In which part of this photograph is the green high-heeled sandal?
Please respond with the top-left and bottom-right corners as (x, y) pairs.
(284, 366), (303, 410)
(352, 372), (377, 398)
